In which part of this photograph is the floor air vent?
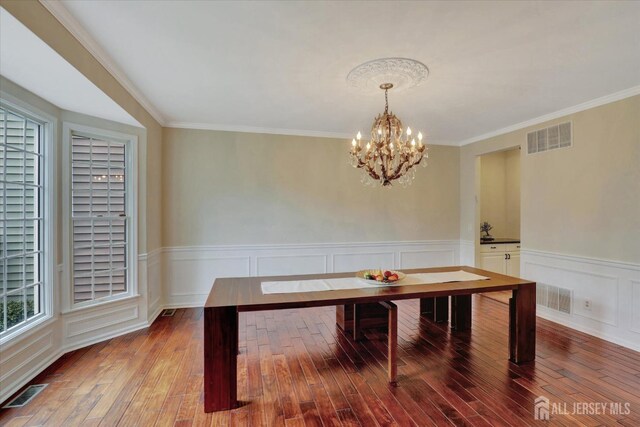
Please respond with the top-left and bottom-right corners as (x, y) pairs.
(536, 283), (571, 314)
(161, 309), (176, 317)
(3, 384), (48, 408)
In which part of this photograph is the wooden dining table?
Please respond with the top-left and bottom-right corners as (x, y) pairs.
(203, 266), (536, 413)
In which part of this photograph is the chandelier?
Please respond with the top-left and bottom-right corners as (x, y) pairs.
(349, 83), (427, 187)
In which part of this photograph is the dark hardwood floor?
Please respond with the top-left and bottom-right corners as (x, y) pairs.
(1, 295), (639, 426)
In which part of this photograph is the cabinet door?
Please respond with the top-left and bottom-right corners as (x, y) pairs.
(480, 253), (507, 274)
(506, 252), (521, 278)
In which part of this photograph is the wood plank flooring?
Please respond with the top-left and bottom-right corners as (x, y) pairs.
(1, 295), (639, 426)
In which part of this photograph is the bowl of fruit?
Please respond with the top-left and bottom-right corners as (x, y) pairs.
(357, 269), (406, 285)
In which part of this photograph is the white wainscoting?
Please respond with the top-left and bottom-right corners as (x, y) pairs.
(631, 280), (640, 335)
(0, 321), (63, 406)
(62, 298), (145, 352)
(163, 240), (461, 308)
(521, 249), (640, 351)
(61, 251), (163, 351)
(460, 240), (475, 267)
(145, 248), (164, 324)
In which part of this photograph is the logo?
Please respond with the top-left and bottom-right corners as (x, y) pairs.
(534, 396), (550, 421)
(533, 395), (632, 420)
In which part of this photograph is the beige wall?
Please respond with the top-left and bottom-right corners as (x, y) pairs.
(162, 128), (460, 246)
(461, 95), (640, 264)
(479, 148), (520, 239)
(1, 0), (163, 253)
(480, 151), (507, 238)
(504, 148), (521, 239)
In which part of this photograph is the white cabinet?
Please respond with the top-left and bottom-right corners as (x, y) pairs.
(479, 243), (520, 277)
(506, 251), (520, 277)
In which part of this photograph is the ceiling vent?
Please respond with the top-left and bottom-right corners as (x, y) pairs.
(527, 122), (572, 154)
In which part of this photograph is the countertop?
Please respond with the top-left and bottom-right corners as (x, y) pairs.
(480, 238), (521, 245)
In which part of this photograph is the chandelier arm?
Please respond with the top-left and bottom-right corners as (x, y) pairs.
(388, 150), (425, 181)
(366, 164), (380, 180)
(379, 145), (388, 177)
(389, 156), (408, 179)
(407, 157), (422, 170)
(355, 154), (381, 180)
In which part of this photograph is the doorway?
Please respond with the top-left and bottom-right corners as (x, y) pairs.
(475, 146), (522, 301)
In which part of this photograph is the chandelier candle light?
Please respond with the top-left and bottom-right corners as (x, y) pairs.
(349, 83), (427, 187)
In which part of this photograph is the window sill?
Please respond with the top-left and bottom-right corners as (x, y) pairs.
(61, 294), (141, 315)
(0, 313), (57, 348)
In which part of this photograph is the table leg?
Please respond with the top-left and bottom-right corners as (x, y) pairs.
(204, 306), (238, 412)
(353, 303), (364, 341)
(451, 294), (472, 331)
(420, 296), (449, 323)
(379, 301), (398, 385)
(509, 284), (536, 364)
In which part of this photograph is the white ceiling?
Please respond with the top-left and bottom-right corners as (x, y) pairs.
(47, 1), (640, 145)
(0, 8), (140, 127)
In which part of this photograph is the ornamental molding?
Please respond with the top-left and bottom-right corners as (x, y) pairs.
(347, 58), (429, 94)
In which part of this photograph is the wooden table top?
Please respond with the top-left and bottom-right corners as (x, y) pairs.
(205, 266), (534, 312)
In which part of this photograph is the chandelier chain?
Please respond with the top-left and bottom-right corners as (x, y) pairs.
(384, 88), (389, 114)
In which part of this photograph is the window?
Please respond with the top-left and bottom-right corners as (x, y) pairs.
(70, 133), (128, 304)
(0, 105), (45, 336)
(66, 125), (136, 307)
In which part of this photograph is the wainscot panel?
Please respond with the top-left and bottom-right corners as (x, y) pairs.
(522, 249), (640, 351)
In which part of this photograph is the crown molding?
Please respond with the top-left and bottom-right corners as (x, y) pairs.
(458, 85), (640, 146)
(166, 121), (354, 140)
(39, 0), (166, 126)
(165, 121), (459, 145)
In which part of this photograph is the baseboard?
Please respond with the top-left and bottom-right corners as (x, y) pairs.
(537, 308), (640, 352)
(63, 319), (152, 354)
(163, 300), (205, 309)
(147, 299), (164, 324)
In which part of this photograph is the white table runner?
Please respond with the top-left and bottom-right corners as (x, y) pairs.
(261, 270), (489, 295)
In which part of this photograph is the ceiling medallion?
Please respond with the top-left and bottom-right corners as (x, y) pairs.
(346, 58), (429, 93)
(349, 83), (427, 187)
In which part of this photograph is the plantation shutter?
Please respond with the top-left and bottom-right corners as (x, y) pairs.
(1, 106), (43, 333)
(71, 134), (128, 303)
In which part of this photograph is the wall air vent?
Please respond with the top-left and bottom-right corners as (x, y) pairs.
(527, 122), (572, 154)
(536, 283), (548, 306)
(536, 282), (572, 314)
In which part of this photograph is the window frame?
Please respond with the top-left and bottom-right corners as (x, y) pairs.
(0, 93), (56, 345)
(62, 122), (138, 312)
